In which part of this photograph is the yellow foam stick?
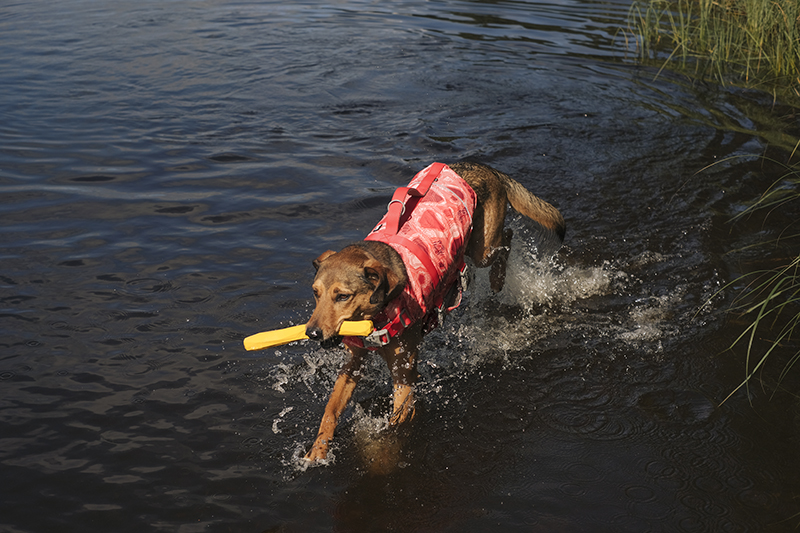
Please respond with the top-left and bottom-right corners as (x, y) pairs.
(338, 320), (375, 337)
(243, 320), (374, 351)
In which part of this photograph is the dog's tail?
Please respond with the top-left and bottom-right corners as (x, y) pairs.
(500, 171), (566, 251)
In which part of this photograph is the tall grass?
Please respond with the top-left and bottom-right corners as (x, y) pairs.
(628, 0), (800, 100)
(714, 156), (800, 403)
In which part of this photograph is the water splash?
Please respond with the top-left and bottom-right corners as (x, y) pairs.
(271, 406), (294, 434)
(501, 253), (614, 311)
(266, 219), (716, 475)
(430, 222), (617, 364)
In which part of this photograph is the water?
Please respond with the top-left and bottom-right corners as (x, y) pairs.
(2, 0), (800, 531)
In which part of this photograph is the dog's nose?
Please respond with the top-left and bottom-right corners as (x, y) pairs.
(306, 326), (324, 341)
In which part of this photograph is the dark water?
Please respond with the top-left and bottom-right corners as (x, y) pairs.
(3, 0), (800, 531)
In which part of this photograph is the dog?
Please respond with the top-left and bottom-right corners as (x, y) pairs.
(303, 162), (565, 462)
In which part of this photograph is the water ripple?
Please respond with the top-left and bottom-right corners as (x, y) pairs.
(0, 0), (797, 531)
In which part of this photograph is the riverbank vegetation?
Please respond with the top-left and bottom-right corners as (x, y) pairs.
(713, 157), (800, 403)
(627, 0), (800, 105)
(726, 160), (800, 399)
(628, 0), (800, 398)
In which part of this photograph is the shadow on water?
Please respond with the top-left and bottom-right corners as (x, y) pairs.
(2, 0), (800, 531)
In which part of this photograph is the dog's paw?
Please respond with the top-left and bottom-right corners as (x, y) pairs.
(388, 403), (416, 427)
(304, 439), (331, 463)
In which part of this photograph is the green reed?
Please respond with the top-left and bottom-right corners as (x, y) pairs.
(628, 0), (800, 99)
(707, 155), (800, 404)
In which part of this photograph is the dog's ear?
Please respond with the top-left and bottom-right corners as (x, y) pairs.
(312, 250), (337, 271)
(364, 261), (404, 306)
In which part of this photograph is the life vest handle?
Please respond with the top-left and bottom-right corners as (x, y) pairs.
(381, 162), (446, 235)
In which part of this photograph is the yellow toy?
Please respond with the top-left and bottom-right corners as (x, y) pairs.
(243, 320), (373, 351)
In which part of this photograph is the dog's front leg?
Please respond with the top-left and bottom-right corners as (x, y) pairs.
(382, 323), (423, 426)
(390, 381), (416, 426)
(305, 347), (368, 462)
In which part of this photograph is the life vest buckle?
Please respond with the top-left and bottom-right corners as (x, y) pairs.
(362, 309), (412, 348)
(363, 327), (391, 348)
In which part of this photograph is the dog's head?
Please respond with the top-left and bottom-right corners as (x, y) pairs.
(305, 245), (405, 348)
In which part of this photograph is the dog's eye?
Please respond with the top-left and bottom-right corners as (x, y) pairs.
(335, 293), (351, 302)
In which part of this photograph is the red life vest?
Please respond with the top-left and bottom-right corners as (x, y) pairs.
(343, 163), (477, 349)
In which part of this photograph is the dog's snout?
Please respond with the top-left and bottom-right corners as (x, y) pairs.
(306, 326), (324, 341)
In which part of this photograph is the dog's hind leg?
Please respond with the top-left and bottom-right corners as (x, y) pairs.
(467, 199), (513, 292)
(488, 227), (513, 292)
(456, 162), (565, 290)
(305, 348), (368, 462)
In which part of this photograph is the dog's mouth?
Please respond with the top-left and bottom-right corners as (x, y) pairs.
(319, 335), (343, 349)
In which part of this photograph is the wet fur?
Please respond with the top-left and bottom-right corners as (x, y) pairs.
(303, 162), (565, 463)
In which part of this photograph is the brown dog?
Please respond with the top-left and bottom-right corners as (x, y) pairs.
(303, 162), (565, 462)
